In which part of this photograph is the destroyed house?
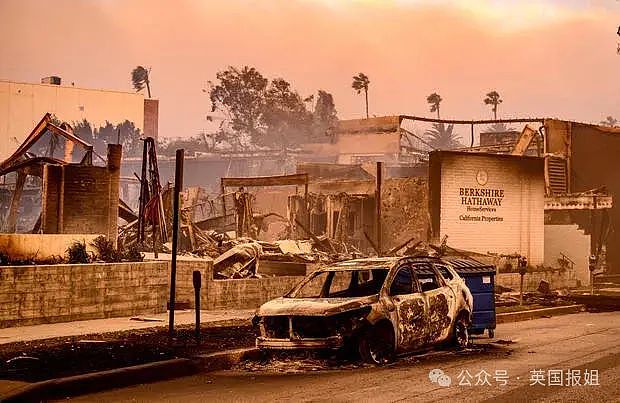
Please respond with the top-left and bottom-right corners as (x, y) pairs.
(292, 163), (376, 251)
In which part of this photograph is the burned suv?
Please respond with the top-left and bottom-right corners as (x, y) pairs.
(254, 256), (474, 364)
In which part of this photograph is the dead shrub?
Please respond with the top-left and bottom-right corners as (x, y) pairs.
(90, 236), (121, 262)
(66, 241), (90, 264)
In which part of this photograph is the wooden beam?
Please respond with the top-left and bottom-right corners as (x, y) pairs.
(221, 173), (309, 188)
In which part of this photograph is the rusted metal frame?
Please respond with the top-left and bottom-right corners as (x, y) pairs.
(399, 128), (436, 151)
(0, 114), (96, 174)
(400, 115), (546, 125)
(148, 137), (167, 241)
(47, 123), (92, 149)
(137, 140), (148, 244)
(0, 114), (54, 172)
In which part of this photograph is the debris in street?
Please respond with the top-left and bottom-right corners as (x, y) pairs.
(130, 317), (166, 322)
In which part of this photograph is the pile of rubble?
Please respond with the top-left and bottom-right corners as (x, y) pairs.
(118, 195), (366, 279)
(494, 280), (570, 307)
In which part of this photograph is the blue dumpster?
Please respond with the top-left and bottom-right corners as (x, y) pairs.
(445, 258), (496, 338)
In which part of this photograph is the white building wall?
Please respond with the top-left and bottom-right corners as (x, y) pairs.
(0, 80), (145, 160)
(439, 153), (545, 265)
(544, 224), (590, 285)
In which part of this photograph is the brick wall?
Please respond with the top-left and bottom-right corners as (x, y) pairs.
(431, 152), (545, 265)
(143, 99), (159, 139)
(41, 144), (121, 243)
(0, 261), (168, 328)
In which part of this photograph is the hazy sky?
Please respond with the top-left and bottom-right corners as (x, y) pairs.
(1, 0), (618, 138)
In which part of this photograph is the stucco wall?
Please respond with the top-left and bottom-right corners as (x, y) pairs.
(0, 234), (102, 261)
(0, 80), (145, 160)
(544, 224), (590, 285)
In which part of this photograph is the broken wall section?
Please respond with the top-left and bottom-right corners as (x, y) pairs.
(381, 177), (429, 252)
(41, 144), (121, 244)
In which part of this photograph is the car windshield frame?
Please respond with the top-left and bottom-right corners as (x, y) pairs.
(285, 267), (390, 299)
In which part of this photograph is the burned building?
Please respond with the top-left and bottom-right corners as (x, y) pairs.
(0, 114), (122, 246)
(429, 151), (545, 265)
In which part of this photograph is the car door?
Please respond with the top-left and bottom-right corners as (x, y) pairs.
(414, 263), (456, 344)
(386, 265), (428, 352)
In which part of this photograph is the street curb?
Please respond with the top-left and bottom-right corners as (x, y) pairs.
(0, 348), (263, 402)
(0, 358), (198, 402)
(496, 304), (585, 324)
(194, 347), (262, 372)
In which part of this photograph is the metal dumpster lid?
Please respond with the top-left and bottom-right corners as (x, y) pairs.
(443, 257), (496, 274)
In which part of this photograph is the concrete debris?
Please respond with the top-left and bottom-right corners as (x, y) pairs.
(130, 317), (166, 322)
(213, 242), (262, 279)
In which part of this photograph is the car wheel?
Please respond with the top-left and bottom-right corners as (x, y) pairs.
(453, 317), (470, 349)
(488, 329), (495, 339)
(358, 324), (395, 365)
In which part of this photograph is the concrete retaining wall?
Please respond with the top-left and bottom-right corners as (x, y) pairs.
(0, 261), (168, 328)
(0, 258), (307, 328)
(496, 269), (578, 291)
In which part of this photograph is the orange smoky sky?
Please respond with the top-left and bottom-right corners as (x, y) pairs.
(0, 0), (618, 138)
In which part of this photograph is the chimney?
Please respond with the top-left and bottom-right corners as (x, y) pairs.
(41, 76), (62, 85)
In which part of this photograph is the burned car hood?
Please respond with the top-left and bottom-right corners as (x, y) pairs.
(256, 295), (379, 317)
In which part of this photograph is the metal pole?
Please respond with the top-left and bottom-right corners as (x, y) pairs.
(193, 270), (201, 344)
(169, 149), (184, 337)
(375, 161), (383, 257)
(138, 140), (148, 244)
(519, 273), (524, 306)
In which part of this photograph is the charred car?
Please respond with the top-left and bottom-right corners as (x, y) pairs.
(253, 256), (474, 364)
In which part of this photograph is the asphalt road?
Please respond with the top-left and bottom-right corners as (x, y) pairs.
(71, 311), (620, 402)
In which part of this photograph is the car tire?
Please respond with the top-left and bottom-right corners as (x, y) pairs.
(488, 329), (495, 339)
(358, 323), (395, 365)
(453, 316), (470, 349)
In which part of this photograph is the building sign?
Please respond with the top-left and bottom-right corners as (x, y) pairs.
(458, 171), (505, 222)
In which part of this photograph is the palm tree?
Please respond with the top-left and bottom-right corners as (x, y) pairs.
(600, 116), (618, 127)
(484, 122), (516, 133)
(426, 93), (442, 119)
(484, 91), (502, 120)
(352, 73), (370, 119)
(131, 66), (152, 98)
(425, 123), (462, 150)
